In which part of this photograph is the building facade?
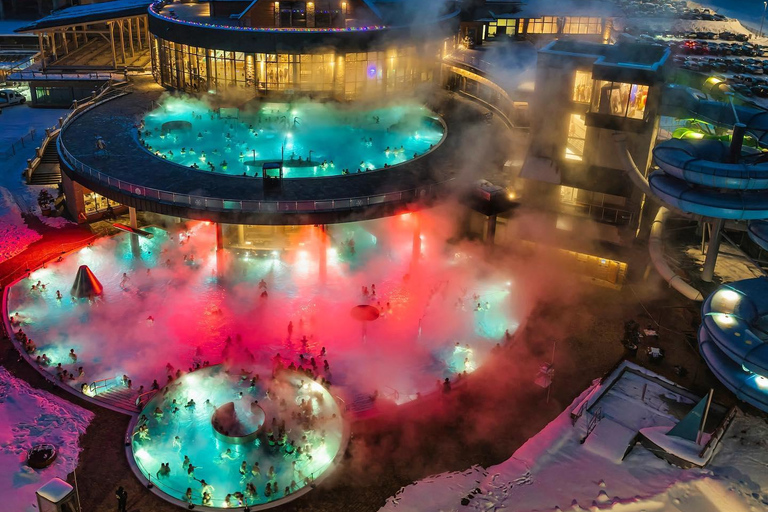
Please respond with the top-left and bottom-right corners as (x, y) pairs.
(148, 0), (459, 99)
(521, 41), (670, 245)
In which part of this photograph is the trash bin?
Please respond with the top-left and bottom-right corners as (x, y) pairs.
(36, 478), (79, 512)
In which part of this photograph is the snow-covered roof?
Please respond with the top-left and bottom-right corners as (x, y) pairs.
(0, 20), (37, 37)
(36, 478), (73, 503)
(16, 0), (151, 33)
(500, 0), (621, 19)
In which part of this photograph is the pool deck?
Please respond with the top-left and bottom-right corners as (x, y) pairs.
(59, 87), (487, 224)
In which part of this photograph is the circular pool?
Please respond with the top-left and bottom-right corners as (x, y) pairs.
(128, 365), (347, 509)
(139, 97), (445, 178)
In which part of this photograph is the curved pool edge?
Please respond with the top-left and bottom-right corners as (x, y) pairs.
(1, 237), (140, 417)
(124, 369), (352, 511)
(136, 108), (449, 181)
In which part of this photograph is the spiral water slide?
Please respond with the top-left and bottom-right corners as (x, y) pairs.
(641, 86), (768, 411)
(616, 85), (768, 300)
(699, 278), (768, 412)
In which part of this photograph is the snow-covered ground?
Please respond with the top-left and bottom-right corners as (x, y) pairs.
(0, 367), (93, 512)
(0, 186), (40, 263)
(0, 103), (71, 262)
(380, 362), (768, 512)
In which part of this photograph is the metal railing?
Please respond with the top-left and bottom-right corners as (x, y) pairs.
(0, 128), (36, 160)
(89, 376), (115, 395)
(24, 81), (129, 181)
(8, 70), (126, 82)
(58, 94), (453, 214)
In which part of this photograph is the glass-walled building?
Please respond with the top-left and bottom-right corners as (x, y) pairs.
(147, 0), (458, 99)
(151, 38), (433, 99)
(520, 40), (669, 242)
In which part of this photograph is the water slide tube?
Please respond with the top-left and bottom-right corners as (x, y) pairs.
(650, 138), (768, 220)
(614, 134), (704, 300)
(699, 278), (768, 412)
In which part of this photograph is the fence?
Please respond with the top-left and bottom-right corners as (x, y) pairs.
(0, 129), (36, 160)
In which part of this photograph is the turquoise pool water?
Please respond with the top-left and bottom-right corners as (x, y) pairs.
(130, 365), (346, 509)
(140, 97), (445, 178)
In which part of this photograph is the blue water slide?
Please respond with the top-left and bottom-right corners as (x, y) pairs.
(654, 139), (768, 190)
(699, 326), (768, 411)
(698, 278), (768, 412)
(648, 170), (768, 220)
(748, 220), (768, 250)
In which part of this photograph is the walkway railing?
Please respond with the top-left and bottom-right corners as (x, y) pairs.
(58, 93), (453, 214)
(24, 81), (129, 182)
(9, 70), (125, 82)
(0, 128), (36, 160)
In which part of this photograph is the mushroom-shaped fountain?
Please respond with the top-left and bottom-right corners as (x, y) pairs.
(70, 265), (103, 298)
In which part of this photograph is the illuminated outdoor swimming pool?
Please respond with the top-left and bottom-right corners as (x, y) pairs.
(129, 365), (346, 508)
(5, 215), (519, 414)
(139, 97), (445, 178)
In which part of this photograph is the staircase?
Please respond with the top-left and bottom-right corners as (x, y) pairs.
(29, 136), (62, 185)
(347, 392), (376, 415)
(95, 386), (140, 413)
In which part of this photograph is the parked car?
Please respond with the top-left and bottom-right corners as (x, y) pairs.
(0, 90), (25, 107)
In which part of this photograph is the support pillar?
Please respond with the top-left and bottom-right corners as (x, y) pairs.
(144, 16), (150, 50)
(411, 213), (421, 266)
(129, 206), (139, 257)
(118, 20), (126, 64)
(318, 225), (327, 282)
(702, 218), (725, 283)
(38, 32), (46, 71)
(215, 223), (225, 279)
(486, 214), (497, 245)
(237, 224), (245, 245)
(215, 223), (224, 251)
(129, 206), (137, 228)
(108, 22), (117, 69)
(127, 18), (134, 57)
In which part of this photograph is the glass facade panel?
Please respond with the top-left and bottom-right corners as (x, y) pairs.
(565, 113), (586, 161)
(527, 16), (558, 34)
(562, 17), (602, 34)
(593, 81), (649, 119)
(151, 35), (439, 99)
(572, 70), (592, 103)
(84, 191), (120, 215)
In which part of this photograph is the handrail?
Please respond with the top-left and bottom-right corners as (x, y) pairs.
(135, 389), (158, 408)
(89, 376), (115, 394)
(25, 81), (129, 182)
(58, 96), (454, 214)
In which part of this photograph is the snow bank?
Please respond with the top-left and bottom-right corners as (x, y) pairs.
(0, 367), (94, 512)
(0, 187), (41, 264)
(380, 363), (768, 512)
(38, 215), (75, 229)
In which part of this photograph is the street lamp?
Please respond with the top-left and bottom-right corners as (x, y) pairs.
(761, 1), (767, 38)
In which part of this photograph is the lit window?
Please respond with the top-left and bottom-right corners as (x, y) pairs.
(572, 70), (593, 103)
(565, 114), (586, 161)
(593, 81), (649, 119)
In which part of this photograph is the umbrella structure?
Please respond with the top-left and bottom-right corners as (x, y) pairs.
(350, 304), (380, 342)
(71, 265), (104, 298)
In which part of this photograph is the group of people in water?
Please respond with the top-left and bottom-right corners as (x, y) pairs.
(12, 321), (86, 384)
(138, 103), (433, 178)
(132, 353), (335, 508)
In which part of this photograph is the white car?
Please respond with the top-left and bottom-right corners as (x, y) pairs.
(0, 90), (26, 107)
